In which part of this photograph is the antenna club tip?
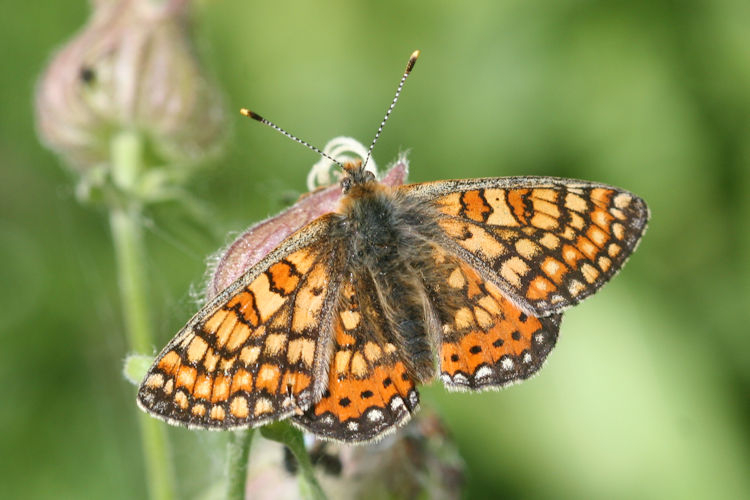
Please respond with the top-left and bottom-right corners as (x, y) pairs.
(407, 50), (420, 72)
(240, 108), (263, 121)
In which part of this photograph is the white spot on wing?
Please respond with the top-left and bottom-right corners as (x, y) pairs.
(347, 421), (359, 432)
(367, 409), (384, 423)
(522, 352), (532, 364)
(501, 357), (514, 371)
(550, 294), (564, 304)
(475, 365), (493, 380)
(408, 390), (418, 407)
(390, 397), (405, 412)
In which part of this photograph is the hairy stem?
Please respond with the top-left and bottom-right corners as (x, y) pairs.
(110, 130), (176, 500)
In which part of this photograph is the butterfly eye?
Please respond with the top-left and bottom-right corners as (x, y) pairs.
(364, 170), (376, 183)
(341, 177), (353, 193)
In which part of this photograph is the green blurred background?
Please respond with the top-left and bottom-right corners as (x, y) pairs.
(2, 1), (749, 498)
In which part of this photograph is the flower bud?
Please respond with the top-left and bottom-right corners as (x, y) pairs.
(35, 0), (227, 172)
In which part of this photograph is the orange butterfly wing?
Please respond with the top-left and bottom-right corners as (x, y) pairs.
(398, 177), (646, 391)
(428, 248), (561, 390)
(137, 215), (343, 429)
(402, 177), (649, 316)
(293, 278), (419, 443)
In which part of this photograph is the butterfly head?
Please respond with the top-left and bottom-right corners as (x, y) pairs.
(340, 159), (377, 194)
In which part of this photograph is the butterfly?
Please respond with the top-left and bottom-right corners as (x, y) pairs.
(137, 51), (649, 443)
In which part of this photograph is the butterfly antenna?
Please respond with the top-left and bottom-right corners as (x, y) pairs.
(240, 108), (343, 168)
(362, 49), (421, 171)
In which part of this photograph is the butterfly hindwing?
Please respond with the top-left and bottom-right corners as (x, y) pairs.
(293, 277), (420, 443)
(401, 177), (649, 316)
(425, 247), (561, 390)
(137, 215), (343, 429)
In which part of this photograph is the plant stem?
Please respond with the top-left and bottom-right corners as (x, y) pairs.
(110, 130), (176, 500)
(261, 423), (327, 500)
(225, 430), (254, 500)
(110, 206), (152, 353)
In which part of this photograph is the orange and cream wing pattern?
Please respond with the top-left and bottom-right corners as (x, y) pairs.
(403, 177), (649, 315)
(427, 248), (561, 390)
(293, 278), (419, 443)
(137, 216), (342, 429)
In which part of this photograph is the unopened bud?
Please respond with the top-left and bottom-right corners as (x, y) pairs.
(35, 0), (227, 172)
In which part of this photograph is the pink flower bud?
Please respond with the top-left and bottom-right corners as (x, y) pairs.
(35, 0), (227, 172)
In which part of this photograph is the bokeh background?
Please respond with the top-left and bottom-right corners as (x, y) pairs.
(2, 1), (749, 498)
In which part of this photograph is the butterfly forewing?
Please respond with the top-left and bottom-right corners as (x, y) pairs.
(293, 276), (420, 443)
(402, 177), (649, 316)
(137, 215), (343, 429)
